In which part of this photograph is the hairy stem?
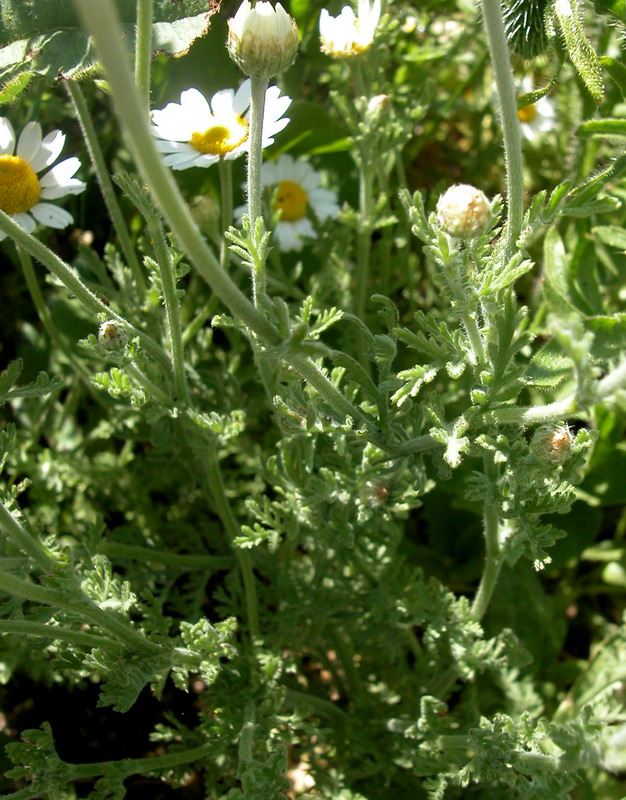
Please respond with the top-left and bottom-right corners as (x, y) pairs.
(144, 211), (190, 403)
(471, 455), (503, 620)
(247, 75), (269, 306)
(0, 502), (55, 573)
(480, 0), (524, 256)
(134, 0), (153, 110)
(66, 81), (146, 294)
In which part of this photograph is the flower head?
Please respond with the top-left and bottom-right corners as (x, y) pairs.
(436, 184), (492, 240)
(228, 1), (298, 77)
(517, 78), (557, 144)
(236, 154), (340, 252)
(531, 424), (573, 465)
(319, 0), (381, 58)
(150, 81), (291, 170)
(0, 118), (85, 240)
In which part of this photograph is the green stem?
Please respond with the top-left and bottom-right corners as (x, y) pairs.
(0, 619), (124, 652)
(134, 0), (153, 111)
(283, 688), (349, 725)
(238, 704), (256, 762)
(74, 0), (279, 347)
(144, 212), (190, 403)
(218, 157), (234, 273)
(470, 454), (503, 621)
(102, 542), (234, 571)
(126, 361), (172, 405)
(2, 742), (217, 800)
(486, 353), (626, 426)
(204, 444), (260, 641)
(480, 0), (524, 256)
(17, 246), (93, 384)
(444, 249), (486, 366)
(66, 81), (146, 295)
(0, 502), (55, 572)
(247, 74), (269, 306)
(0, 209), (169, 370)
(0, 566), (161, 654)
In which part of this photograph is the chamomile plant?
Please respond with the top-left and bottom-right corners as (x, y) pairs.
(0, 0), (624, 799)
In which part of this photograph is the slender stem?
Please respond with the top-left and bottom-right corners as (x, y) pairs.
(0, 566), (161, 654)
(470, 455), (503, 620)
(246, 76), (268, 230)
(0, 209), (170, 370)
(238, 704), (256, 762)
(247, 75), (269, 306)
(218, 158), (234, 273)
(73, 0), (280, 347)
(102, 542), (234, 571)
(17, 246), (93, 384)
(0, 619), (124, 652)
(0, 502), (54, 572)
(204, 444), (260, 640)
(480, 0), (524, 256)
(134, 0), (153, 110)
(145, 212), (190, 403)
(125, 361), (172, 405)
(66, 81), (146, 294)
(182, 296), (218, 346)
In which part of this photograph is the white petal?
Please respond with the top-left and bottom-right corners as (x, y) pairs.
(30, 203), (73, 229)
(274, 221), (302, 251)
(264, 87), (292, 122)
(263, 116), (290, 142)
(29, 129), (66, 172)
(40, 157), (82, 187)
(179, 88), (213, 128)
(233, 80), (252, 116)
(0, 118), (15, 154)
(210, 88), (236, 119)
(13, 212), (37, 234)
(17, 121), (43, 163)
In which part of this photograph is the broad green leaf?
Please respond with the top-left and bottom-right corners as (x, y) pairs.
(554, 0), (604, 103)
(585, 314), (626, 357)
(0, 0), (217, 79)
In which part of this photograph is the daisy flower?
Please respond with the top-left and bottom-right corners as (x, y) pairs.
(517, 78), (556, 144)
(319, 0), (381, 58)
(0, 118), (85, 241)
(150, 80), (291, 171)
(237, 154), (339, 252)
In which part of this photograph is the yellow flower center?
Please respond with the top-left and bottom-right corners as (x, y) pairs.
(189, 118), (248, 157)
(274, 180), (308, 222)
(0, 155), (41, 214)
(518, 104), (537, 124)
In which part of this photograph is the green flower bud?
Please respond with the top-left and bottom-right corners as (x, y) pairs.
(530, 424), (573, 465)
(228, 1), (298, 78)
(436, 184), (492, 240)
(98, 320), (128, 351)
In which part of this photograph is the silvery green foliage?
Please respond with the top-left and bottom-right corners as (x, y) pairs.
(0, 0), (625, 798)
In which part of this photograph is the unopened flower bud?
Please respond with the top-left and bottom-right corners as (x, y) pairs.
(98, 320), (128, 351)
(367, 93), (390, 118)
(531, 424), (573, 465)
(436, 184), (492, 240)
(228, 1), (298, 78)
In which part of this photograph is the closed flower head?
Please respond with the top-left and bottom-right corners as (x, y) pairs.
(436, 184), (492, 240)
(0, 118), (85, 240)
(319, 0), (381, 58)
(228, 1), (298, 78)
